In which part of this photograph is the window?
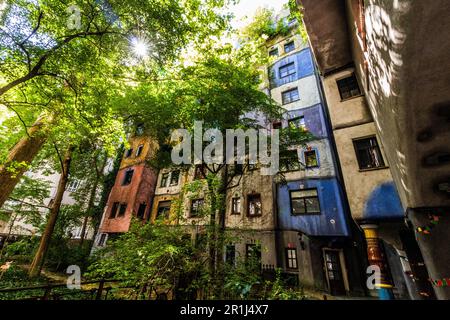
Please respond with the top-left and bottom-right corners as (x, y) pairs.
(269, 48), (279, 57)
(284, 41), (295, 53)
(156, 201), (171, 220)
(286, 248), (298, 269)
(136, 124), (144, 135)
(282, 88), (299, 104)
(135, 145), (144, 157)
(109, 202), (119, 218)
(337, 74), (361, 100)
(137, 203), (146, 220)
(353, 137), (385, 170)
(231, 164), (243, 176)
(190, 199), (204, 217)
(279, 62), (296, 79)
(280, 150), (300, 172)
(304, 149), (319, 168)
(246, 244), (261, 265)
(272, 121), (282, 130)
(247, 194), (262, 217)
(124, 148), (133, 158)
(160, 172), (169, 187)
(122, 169), (134, 185)
(290, 189), (321, 215)
(170, 170), (180, 186)
(288, 116), (306, 130)
(225, 245), (236, 265)
(117, 203), (127, 217)
(194, 164), (207, 180)
(231, 197), (241, 215)
(98, 233), (107, 246)
(66, 179), (80, 192)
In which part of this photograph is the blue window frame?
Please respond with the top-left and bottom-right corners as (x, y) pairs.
(282, 88), (300, 104)
(279, 62), (296, 79)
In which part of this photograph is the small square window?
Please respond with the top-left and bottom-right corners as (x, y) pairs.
(135, 145), (144, 157)
(190, 199), (205, 217)
(279, 62), (296, 79)
(284, 41), (295, 53)
(122, 169), (134, 186)
(286, 248), (298, 269)
(272, 121), (282, 130)
(231, 197), (241, 215)
(288, 116), (306, 131)
(353, 137), (385, 170)
(170, 170), (180, 186)
(160, 173), (169, 187)
(66, 179), (80, 192)
(269, 48), (279, 57)
(282, 88), (300, 104)
(247, 194), (262, 217)
(304, 149), (319, 168)
(290, 189), (321, 215)
(337, 74), (361, 100)
(156, 201), (171, 220)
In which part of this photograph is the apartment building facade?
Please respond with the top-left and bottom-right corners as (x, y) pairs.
(299, 0), (448, 299)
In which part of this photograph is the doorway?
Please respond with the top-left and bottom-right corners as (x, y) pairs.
(323, 249), (347, 295)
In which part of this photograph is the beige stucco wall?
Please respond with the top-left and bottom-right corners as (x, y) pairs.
(322, 69), (373, 129)
(333, 122), (393, 220)
(271, 75), (321, 112)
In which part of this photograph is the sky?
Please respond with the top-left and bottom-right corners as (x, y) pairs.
(228, 0), (287, 30)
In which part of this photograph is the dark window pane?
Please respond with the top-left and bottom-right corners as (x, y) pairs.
(279, 62), (296, 78)
(290, 189), (320, 215)
(118, 203), (127, 216)
(122, 169), (134, 185)
(137, 203), (146, 220)
(110, 202), (119, 218)
(337, 74), (361, 100)
(247, 194), (262, 216)
(269, 48), (278, 57)
(226, 245), (236, 265)
(284, 41), (295, 53)
(124, 149), (133, 158)
(353, 137), (385, 169)
(288, 116), (306, 130)
(160, 173), (169, 187)
(156, 201), (171, 220)
(136, 145), (144, 157)
(170, 170), (180, 186)
(282, 88), (299, 104)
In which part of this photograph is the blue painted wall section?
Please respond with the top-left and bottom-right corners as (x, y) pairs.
(363, 181), (404, 220)
(277, 178), (350, 236)
(269, 48), (315, 88)
(284, 104), (327, 138)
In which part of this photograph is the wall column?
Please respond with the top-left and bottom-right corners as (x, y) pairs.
(361, 224), (394, 300)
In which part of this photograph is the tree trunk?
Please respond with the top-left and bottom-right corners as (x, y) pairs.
(0, 210), (20, 260)
(0, 115), (51, 209)
(79, 179), (98, 247)
(28, 146), (74, 278)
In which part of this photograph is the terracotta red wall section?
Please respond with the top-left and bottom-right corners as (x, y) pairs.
(99, 164), (157, 233)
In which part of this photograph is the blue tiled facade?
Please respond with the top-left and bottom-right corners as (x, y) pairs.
(269, 48), (315, 88)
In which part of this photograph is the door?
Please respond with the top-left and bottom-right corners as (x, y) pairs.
(324, 249), (346, 296)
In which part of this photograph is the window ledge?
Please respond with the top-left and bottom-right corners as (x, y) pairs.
(340, 94), (365, 103)
(358, 166), (389, 173)
(247, 215), (263, 218)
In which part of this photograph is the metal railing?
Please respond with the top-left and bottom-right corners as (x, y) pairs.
(0, 279), (130, 300)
